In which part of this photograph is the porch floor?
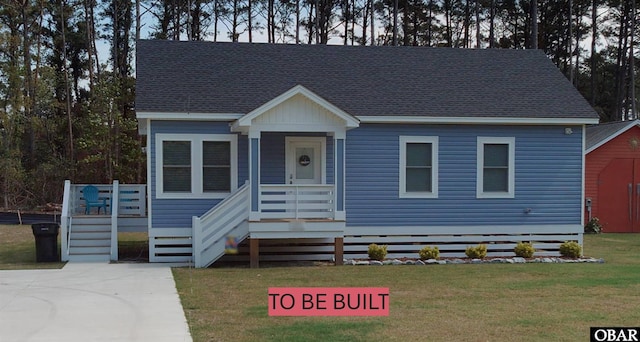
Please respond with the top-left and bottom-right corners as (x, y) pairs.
(251, 218), (342, 223)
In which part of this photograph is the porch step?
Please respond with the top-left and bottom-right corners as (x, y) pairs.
(67, 253), (110, 262)
(70, 224), (111, 233)
(70, 217), (111, 226)
(70, 231), (111, 240)
(68, 221), (112, 263)
(70, 239), (110, 248)
(69, 246), (111, 254)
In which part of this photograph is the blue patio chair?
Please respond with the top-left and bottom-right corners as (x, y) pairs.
(83, 185), (107, 214)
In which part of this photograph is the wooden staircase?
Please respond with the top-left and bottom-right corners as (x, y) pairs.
(192, 183), (250, 268)
(67, 217), (112, 262)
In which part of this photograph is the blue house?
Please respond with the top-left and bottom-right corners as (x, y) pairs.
(126, 41), (598, 267)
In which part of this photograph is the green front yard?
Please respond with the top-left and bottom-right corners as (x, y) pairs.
(172, 234), (640, 342)
(2, 224), (639, 341)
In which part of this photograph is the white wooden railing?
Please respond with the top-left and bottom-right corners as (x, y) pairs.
(115, 184), (147, 216)
(259, 184), (334, 220)
(192, 182), (250, 268)
(61, 180), (72, 261)
(66, 183), (146, 216)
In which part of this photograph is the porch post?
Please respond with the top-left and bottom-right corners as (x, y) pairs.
(60, 180), (71, 262)
(110, 180), (119, 262)
(250, 238), (260, 268)
(334, 237), (344, 265)
(334, 132), (346, 221)
(249, 131), (261, 221)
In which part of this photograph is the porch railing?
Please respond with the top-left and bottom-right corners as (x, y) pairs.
(66, 183), (146, 216)
(259, 184), (334, 220)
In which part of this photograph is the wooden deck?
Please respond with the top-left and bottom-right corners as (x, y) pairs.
(61, 181), (147, 262)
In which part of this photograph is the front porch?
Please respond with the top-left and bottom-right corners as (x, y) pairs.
(189, 86), (357, 267)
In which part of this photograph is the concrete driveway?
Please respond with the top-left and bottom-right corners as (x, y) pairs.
(0, 263), (192, 342)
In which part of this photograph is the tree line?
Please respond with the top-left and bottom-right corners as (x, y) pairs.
(0, 0), (638, 208)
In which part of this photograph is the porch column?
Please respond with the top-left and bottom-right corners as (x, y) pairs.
(250, 238), (260, 268)
(249, 131), (261, 221)
(335, 237), (344, 265)
(334, 133), (346, 221)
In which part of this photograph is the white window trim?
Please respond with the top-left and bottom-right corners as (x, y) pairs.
(477, 137), (515, 199)
(156, 133), (238, 199)
(399, 136), (439, 198)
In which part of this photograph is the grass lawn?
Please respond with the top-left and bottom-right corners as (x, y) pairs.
(0, 224), (65, 269)
(172, 234), (640, 342)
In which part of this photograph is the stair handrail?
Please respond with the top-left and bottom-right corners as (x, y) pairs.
(200, 181), (249, 220)
(61, 180), (72, 261)
(193, 181), (250, 267)
(66, 217), (72, 256)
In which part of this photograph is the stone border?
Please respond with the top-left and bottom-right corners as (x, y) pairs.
(344, 257), (605, 265)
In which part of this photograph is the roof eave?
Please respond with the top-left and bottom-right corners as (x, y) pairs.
(136, 111), (243, 121)
(357, 116), (599, 125)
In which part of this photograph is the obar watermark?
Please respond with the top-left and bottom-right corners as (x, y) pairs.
(591, 328), (640, 342)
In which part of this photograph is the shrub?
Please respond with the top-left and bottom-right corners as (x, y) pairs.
(465, 244), (487, 259)
(367, 244), (388, 261)
(584, 217), (603, 234)
(559, 241), (582, 258)
(514, 242), (535, 258)
(418, 246), (440, 260)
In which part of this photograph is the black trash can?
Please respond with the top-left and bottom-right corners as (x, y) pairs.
(31, 223), (60, 262)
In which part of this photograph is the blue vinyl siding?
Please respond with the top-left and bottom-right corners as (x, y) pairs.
(259, 133), (285, 184)
(150, 121), (248, 228)
(345, 124), (583, 227)
(150, 121), (582, 229)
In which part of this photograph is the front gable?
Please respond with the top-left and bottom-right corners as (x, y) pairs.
(231, 85), (359, 137)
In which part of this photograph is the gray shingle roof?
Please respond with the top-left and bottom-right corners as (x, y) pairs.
(135, 40), (598, 120)
(586, 120), (640, 152)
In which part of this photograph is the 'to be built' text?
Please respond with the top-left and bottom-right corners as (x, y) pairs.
(268, 287), (389, 316)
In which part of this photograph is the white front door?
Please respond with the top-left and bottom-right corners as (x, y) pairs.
(285, 137), (325, 184)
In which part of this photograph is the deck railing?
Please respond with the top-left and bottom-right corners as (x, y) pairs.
(66, 183), (146, 216)
(259, 184), (334, 220)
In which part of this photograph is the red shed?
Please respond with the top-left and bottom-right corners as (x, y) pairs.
(586, 120), (640, 232)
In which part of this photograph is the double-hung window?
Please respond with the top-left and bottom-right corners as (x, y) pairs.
(399, 136), (438, 198)
(162, 141), (192, 192)
(477, 137), (515, 198)
(156, 134), (237, 199)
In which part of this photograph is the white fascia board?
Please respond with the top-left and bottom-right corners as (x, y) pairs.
(357, 116), (600, 125)
(136, 111), (243, 121)
(585, 120), (640, 154)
